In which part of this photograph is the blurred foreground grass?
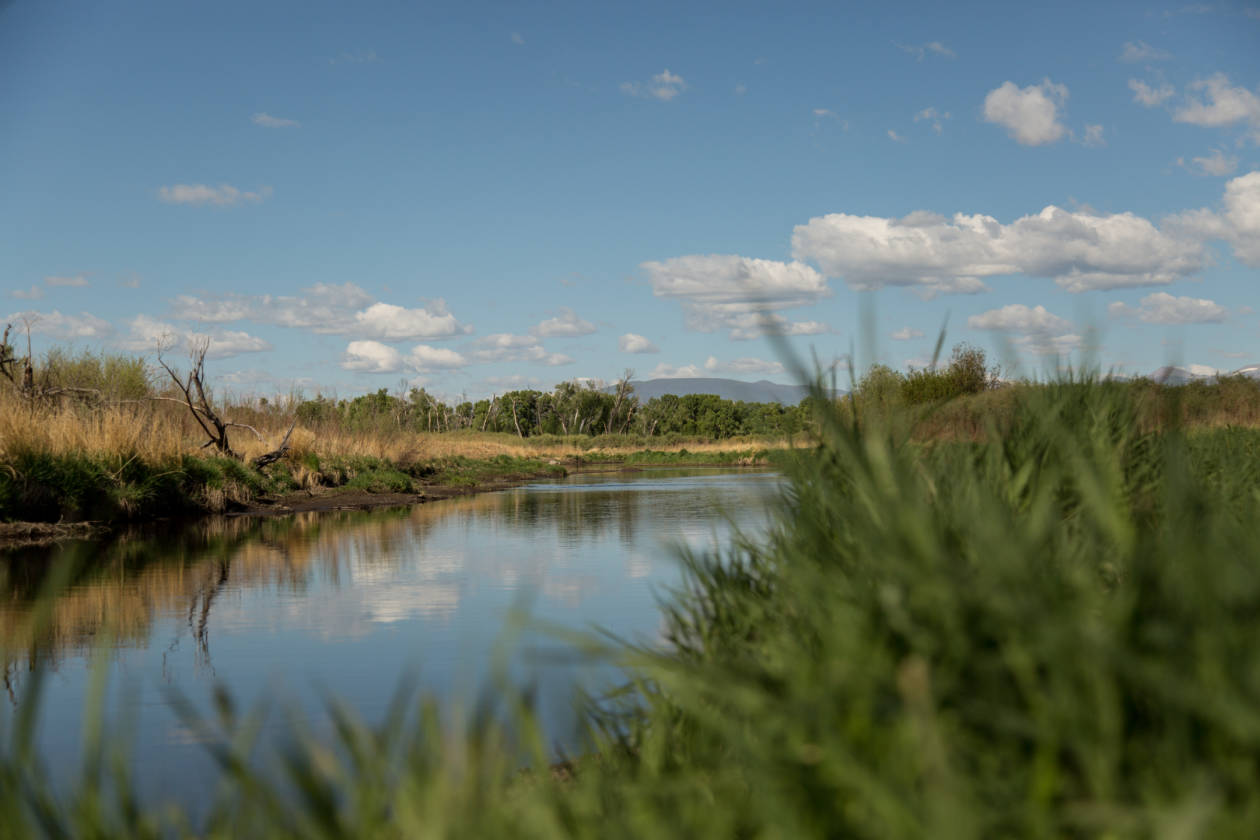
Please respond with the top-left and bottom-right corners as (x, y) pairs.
(3, 374), (1260, 838)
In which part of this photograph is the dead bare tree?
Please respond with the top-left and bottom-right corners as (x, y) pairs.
(155, 340), (241, 456)
(153, 337), (301, 463)
(251, 418), (298, 468)
(0, 323), (23, 389)
(155, 340), (300, 465)
(0, 319), (100, 403)
(510, 397), (524, 437)
(610, 369), (636, 434)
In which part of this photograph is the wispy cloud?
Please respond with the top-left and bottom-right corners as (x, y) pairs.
(1130, 78), (1176, 106)
(895, 41), (955, 61)
(118, 315), (271, 359)
(510, 32), (525, 45)
(169, 285), (470, 340)
(252, 112), (300, 128)
(330, 48), (378, 65)
(469, 333), (573, 366)
(1081, 124), (1106, 147)
(891, 327), (924, 340)
(913, 107), (951, 134)
(620, 69), (686, 101)
(704, 355), (785, 376)
(1120, 41), (1172, 62)
(10, 286), (43, 300)
(45, 274), (89, 287)
(887, 128), (907, 143)
(1179, 148), (1239, 176)
(157, 183), (273, 206)
(4, 310), (113, 339)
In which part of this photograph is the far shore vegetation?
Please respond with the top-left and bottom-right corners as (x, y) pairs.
(2, 329), (1260, 527)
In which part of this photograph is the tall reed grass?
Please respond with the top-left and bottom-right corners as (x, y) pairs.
(3, 372), (1259, 836)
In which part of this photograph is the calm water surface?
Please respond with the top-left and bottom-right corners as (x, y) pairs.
(0, 468), (781, 810)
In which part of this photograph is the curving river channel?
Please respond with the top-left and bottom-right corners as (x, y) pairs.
(0, 467), (782, 814)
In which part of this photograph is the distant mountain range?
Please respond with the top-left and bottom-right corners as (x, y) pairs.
(612, 377), (833, 404)
(1149, 364), (1260, 384)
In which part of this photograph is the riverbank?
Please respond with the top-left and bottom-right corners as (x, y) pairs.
(0, 444), (783, 545)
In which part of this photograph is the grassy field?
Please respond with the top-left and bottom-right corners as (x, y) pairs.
(3, 374), (1260, 837)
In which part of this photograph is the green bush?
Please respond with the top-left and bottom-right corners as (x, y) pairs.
(900, 342), (998, 405)
(37, 347), (153, 400)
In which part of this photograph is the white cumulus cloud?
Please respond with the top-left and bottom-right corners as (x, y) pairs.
(1167, 170), (1260, 266)
(983, 79), (1069, 146)
(158, 183), (273, 206)
(619, 333), (660, 354)
(352, 301), (465, 341)
(1174, 74), (1260, 134)
(792, 202), (1207, 294)
(967, 304), (1081, 356)
(342, 340), (403, 373)
(641, 254), (831, 339)
(405, 344), (467, 370)
(533, 307), (595, 337)
(1108, 292), (1227, 324)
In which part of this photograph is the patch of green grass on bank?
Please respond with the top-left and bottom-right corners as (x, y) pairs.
(416, 454), (567, 487)
(0, 451), (571, 523)
(580, 447), (777, 466)
(0, 451), (278, 523)
(8, 376), (1260, 836)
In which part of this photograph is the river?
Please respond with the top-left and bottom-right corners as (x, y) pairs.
(0, 467), (782, 813)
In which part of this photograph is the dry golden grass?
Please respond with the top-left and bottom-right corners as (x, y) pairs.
(0, 390), (789, 465)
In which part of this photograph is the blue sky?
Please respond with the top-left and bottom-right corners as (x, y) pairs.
(3, 0), (1258, 398)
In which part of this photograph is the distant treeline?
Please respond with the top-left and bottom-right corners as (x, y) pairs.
(294, 379), (812, 439)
